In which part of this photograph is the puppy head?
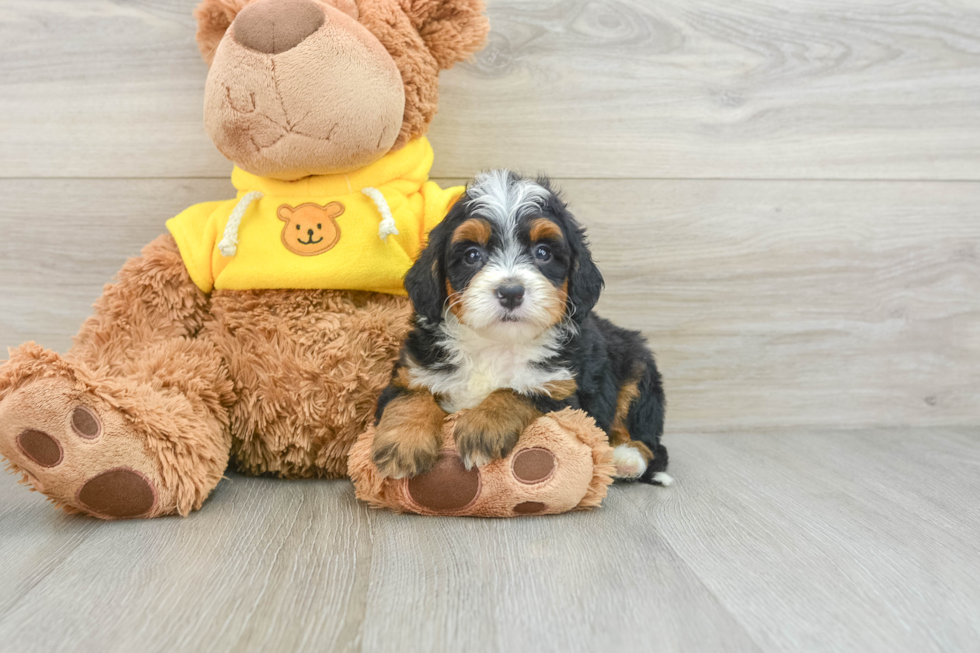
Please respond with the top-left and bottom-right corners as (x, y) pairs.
(405, 170), (604, 340)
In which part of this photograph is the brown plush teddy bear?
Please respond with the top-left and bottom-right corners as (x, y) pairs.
(0, 0), (615, 519)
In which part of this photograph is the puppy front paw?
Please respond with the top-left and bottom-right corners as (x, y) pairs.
(454, 407), (526, 470)
(371, 393), (445, 479)
(372, 435), (441, 479)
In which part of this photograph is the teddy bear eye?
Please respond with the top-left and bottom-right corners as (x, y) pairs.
(296, 225), (300, 231)
(317, 223), (322, 230)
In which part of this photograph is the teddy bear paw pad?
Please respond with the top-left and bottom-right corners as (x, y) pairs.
(71, 405), (102, 439)
(0, 379), (164, 518)
(511, 447), (556, 484)
(77, 468), (157, 519)
(513, 501), (547, 514)
(17, 429), (64, 468)
(406, 451), (481, 513)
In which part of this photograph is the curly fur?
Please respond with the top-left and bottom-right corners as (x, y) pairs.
(207, 288), (413, 478)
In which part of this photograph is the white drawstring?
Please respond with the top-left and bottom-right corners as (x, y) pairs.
(218, 191), (264, 257)
(362, 186), (399, 240)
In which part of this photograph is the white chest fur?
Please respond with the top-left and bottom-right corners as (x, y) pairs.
(408, 320), (573, 414)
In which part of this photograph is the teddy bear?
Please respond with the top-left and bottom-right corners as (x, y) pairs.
(0, 0), (488, 519)
(0, 0), (615, 520)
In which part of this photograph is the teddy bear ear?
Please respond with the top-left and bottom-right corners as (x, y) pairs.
(399, 0), (490, 70)
(277, 205), (294, 221)
(194, 0), (254, 65)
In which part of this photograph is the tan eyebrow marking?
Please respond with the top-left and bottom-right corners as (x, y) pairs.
(529, 218), (563, 242)
(451, 218), (491, 245)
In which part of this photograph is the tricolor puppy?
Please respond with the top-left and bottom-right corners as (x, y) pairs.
(372, 170), (671, 485)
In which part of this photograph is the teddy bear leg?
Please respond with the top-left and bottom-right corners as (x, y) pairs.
(0, 235), (235, 518)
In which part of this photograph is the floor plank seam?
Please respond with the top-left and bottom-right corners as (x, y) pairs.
(617, 487), (770, 653)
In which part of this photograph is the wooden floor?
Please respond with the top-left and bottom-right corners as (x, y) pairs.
(1, 0), (979, 651)
(3, 428), (980, 652)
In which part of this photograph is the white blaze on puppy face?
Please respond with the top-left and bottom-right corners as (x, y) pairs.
(455, 171), (563, 342)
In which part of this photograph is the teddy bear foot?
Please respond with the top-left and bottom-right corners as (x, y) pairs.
(0, 377), (168, 519)
(404, 447), (562, 516)
(349, 408), (617, 517)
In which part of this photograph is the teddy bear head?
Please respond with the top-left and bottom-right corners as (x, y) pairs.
(194, 0), (488, 181)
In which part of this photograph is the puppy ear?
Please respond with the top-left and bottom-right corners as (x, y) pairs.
(567, 226), (604, 318)
(549, 192), (603, 319)
(400, 0), (490, 70)
(404, 218), (452, 324)
(194, 0), (253, 65)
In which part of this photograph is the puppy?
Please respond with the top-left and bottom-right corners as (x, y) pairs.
(372, 170), (671, 485)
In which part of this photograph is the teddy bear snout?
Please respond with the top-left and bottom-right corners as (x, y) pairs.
(233, 0), (325, 55)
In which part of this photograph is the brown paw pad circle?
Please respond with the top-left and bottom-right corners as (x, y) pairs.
(511, 447), (556, 484)
(406, 452), (481, 513)
(71, 405), (102, 439)
(514, 501), (547, 515)
(17, 429), (63, 468)
(77, 467), (157, 519)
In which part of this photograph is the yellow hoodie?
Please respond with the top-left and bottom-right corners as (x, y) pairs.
(166, 138), (462, 296)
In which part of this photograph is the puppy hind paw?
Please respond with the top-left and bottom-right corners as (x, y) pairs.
(612, 444), (647, 481)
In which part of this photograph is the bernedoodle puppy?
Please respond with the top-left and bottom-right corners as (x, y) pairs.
(372, 170), (671, 485)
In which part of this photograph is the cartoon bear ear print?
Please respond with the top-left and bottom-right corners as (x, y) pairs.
(277, 205), (294, 222)
(401, 0), (490, 70)
(194, 0), (252, 66)
(324, 202), (345, 219)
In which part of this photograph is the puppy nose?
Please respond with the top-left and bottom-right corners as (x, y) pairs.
(233, 0), (325, 55)
(496, 284), (525, 310)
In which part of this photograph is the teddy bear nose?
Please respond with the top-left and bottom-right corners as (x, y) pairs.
(233, 0), (325, 55)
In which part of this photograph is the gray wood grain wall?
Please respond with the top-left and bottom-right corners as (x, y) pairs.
(1, 0), (978, 430)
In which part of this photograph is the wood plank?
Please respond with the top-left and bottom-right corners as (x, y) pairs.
(0, 473), (374, 652)
(1, 178), (976, 429)
(2, 0), (980, 180)
(647, 427), (980, 653)
(1, 429), (978, 651)
(578, 178), (980, 429)
(0, 178), (233, 354)
(358, 492), (761, 653)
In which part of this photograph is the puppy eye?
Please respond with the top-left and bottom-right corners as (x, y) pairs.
(533, 244), (553, 262)
(464, 247), (483, 265)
